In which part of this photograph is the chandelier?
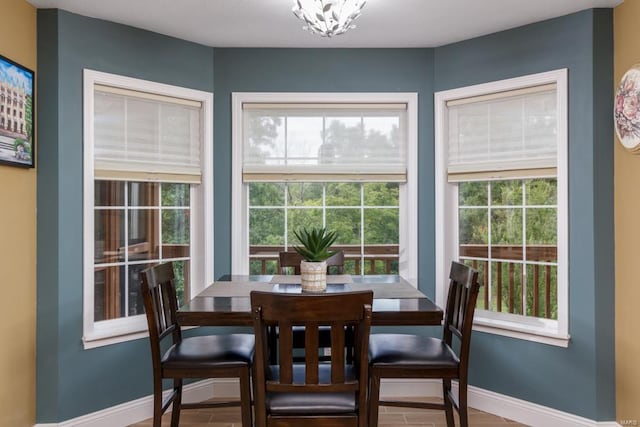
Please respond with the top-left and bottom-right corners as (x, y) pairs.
(292, 0), (367, 38)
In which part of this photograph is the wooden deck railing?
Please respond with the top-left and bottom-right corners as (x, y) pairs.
(249, 244), (399, 275)
(251, 243), (558, 319)
(460, 244), (557, 319)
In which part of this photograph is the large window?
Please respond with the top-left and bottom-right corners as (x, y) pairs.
(435, 70), (569, 346)
(232, 93), (417, 279)
(83, 70), (213, 348)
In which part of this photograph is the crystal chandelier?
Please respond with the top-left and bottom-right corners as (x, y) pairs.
(292, 0), (367, 38)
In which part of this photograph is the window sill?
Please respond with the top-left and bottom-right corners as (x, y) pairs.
(473, 317), (570, 348)
(83, 328), (148, 349)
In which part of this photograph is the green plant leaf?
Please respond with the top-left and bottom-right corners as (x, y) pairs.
(293, 227), (338, 262)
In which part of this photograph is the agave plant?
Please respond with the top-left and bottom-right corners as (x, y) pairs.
(293, 227), (338, 262)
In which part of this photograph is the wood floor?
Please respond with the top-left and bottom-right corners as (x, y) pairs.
(129, 397), (528, 426)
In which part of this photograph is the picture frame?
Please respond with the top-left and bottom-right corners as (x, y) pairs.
(0, 53), (34, 168)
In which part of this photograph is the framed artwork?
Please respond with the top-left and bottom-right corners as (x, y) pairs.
(0, 53), (34, 168)
(615, 64), (640, 153)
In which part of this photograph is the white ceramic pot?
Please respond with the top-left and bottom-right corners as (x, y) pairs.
(300, 260), (327, 292)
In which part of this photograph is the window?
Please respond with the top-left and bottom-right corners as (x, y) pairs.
(83, 70), (213, 348)
(232, 93), (417, 279)
(435, 70), (569, 346)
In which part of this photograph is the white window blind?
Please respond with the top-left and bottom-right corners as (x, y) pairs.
(447, 84), (557, 181)
(93, 85), (203, 183)
(242, 103), (408, 182)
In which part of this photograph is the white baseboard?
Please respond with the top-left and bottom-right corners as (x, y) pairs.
(35, 378), (619, 427)
(33, 378), (238, 427)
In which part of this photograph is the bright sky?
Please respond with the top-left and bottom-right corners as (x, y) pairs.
(0, 58), (33, 95)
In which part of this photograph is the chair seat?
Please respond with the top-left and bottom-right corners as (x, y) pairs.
(266, 364), (357, 415)
(369, 334), (459, 370)
(162, 334), (254, 370)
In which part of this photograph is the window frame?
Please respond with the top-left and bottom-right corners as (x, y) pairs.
(434, 69), (569, 347)
(82, 70), (214, 349)
(231, 92), (418, 281)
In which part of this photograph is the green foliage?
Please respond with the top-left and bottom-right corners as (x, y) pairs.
(293, 227), (338, 262)
(25, 94), (33, 140)
(459, 178), (559, 319)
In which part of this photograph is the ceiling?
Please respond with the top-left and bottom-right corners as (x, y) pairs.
(27, 0), (622, 48)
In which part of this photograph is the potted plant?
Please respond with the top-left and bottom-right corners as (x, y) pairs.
(293, 227), (338, 292)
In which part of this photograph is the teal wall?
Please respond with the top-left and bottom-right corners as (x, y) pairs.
(434, 9), (615, 420)
(36, 9), (215, 422)
(211, 48), (435, 285)
(36, 7), (615, 423)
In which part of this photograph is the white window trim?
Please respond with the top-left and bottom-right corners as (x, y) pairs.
(434, 69), (569, 347)
(231, 92), (418, 281)
(82, 69), (214, 349)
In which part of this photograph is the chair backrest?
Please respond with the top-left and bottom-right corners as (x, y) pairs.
(279, 250), (345, 275)
(443, 261), (481, 371)
(250, 290), (373, 417)
(140, 262), (182, 374)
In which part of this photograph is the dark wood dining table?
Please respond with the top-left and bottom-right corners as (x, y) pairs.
(177, 274), (443, 327)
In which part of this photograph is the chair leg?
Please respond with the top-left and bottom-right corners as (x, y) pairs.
(458, 380), (469, 427)
(442, 379), (455, 427)
(152, 376), (164, 427)
(239, 367), (253, 427)
(368, 372), (381, 427)
(170, 378), (183, 427)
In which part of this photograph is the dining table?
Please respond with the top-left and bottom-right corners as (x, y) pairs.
(177, 274), (444, 327)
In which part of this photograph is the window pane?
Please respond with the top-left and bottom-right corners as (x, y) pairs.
(364, 182), (399, 206)
(288, 208), (322, 244)
(364, 208), (398, 245)
(459, 208), (488, 245)
(525, 263), (557, 319)
(250, 209), (284, 245)
(491, 208), (523, 261)
(162, 209), (190, 245)
(162, 183), (190, 206)
(95, 210), (124, 264)
(327, 183), (360, 206)
(94, 265), (125, 321)
(526, 208), (557, 264)
(171, 260), (190, 307)
(128, 209), (160, 260)
(491, 208), (523, 244)
(463, 259), (488, 310)
(128, 182), (159, 206)
(250, 183), (285, 206)
(459, 181), (487, 206)
(491, 261), (524, 315)
(288, 183), (322, 206)
(95, 181), (124, 206)
(526, 178), (557, 205)
(491, 180), (522, 206)
(128, 263), (152, 317)
(327, 208), (361, 245)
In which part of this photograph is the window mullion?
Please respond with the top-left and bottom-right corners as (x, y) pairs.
(521, 180), (527, 316)
(487, 182), (493, 311)
(360, 183), (365, 276)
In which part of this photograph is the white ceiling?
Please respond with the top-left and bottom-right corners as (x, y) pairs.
(27, 0), (622, 48)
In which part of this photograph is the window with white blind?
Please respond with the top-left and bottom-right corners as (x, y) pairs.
(232, 93), (418, 279)
(435, 69), (569, 346)
(82, 70), (213, 348)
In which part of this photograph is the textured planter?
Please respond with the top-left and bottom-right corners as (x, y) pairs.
(300, 260), (327, 292)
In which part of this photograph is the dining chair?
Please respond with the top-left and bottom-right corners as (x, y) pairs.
(277, 250), (347, 362)
(367, 261), (481, 427)
(250, 290), (373, 427)
(140, 262), (254, 427)
(279, 250), (345, 274)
